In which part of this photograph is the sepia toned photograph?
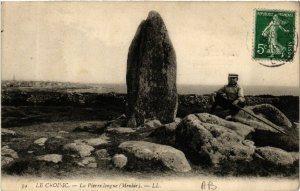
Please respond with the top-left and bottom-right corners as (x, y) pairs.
(1, 2), (299, 191)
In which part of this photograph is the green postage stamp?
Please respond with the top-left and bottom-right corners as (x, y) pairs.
(254, 10), (296, 62)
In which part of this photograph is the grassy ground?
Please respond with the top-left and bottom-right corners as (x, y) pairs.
(2, 119), (216, 178)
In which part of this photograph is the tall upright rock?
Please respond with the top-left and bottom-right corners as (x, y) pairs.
(126, 11), (178, 127)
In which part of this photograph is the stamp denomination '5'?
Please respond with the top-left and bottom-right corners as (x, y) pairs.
(254, 10), (296, 63)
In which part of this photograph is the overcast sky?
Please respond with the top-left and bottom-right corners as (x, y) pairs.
(1, 2), (299, 86)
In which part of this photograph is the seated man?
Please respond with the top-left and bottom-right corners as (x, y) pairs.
(210, 73), (245, 118)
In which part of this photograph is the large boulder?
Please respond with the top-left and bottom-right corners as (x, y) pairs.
(1, 129), (17, 142)
(255, 147), (295, 166)
(195, 113), (254, 138)
(151, 113), (254, 147)
(2, 146), (18, 159)
(2, 128), (16, 136)
(252, 146), (299, 175)
(1, 146), (19, 168)
(78, 157), (97, 168)
(73, 121), (108, 134)
(74, 135), (110, 147)
(118, 141), (191, 172)
(45, 136), (71, 153)
(2, 157), (15, 168)
(251, 104), (292, 128)
(95, 149), (111, 167)
(175, 114), (255, 169)
(63, 143), (94, 157)
(34, 138), (48, 147)
(144, 119), (162, 129)
(149, 120), (182, 146)
(126, 11), (178, 127)
(234, 104), (292, 128)
(36, 154), (62, 163)
(106, 127), (136, 134)
(112, 154), (128, 169)
(233, 106), (298, 151)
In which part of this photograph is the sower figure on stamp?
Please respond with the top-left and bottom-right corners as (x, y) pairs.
(210, 73), (245, 119)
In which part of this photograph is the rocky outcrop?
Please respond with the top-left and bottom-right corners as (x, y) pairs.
(252, 146), (299, 175)
(106, 115), (127, 128)
(233, 105), (298, 151)
(234, 104), (292, 128)
(73, 121), (108, 134)
(175, 114), (255, 168)
(106, 128), (136, 134)
(1, 146), (19, 168)
(118, 141), (191, 172)
(34, 138), (48, 146)
(95, 149), (111, 167)
(45, 136), (71, 153)
(1, 129), (17, 142)
(74, 135), (110, 147)
(144, 119), (162, 129)
(63, 143), (94, 157)
(36, 154), (62, 163)
(112, 154), (128, 169)
(78, 157), (97, 168)
(2, 157), (15, 168)
(195, 113), (254, 138)
(2, 128), (16, 136)
(2, 146), (19, 159)
(126, 11), (178, 126)
(255, 147), (295, 167)
(149, 120), (181, 146)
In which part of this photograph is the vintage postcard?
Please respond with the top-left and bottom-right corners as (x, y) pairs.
(1, 2), (299, 191)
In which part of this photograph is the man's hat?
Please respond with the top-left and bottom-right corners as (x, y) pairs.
(228, 73), (238, 78)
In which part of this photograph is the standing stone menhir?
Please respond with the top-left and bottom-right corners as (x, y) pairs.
(126, 11), (178, 127)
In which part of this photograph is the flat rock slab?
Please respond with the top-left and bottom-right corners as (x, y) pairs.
(63, 143), (94, 157)
(112, 154), (128, 168)
(45, 136), (70, 153)
(106, 128), (136, 134)
(78, 157), (97, 168)
(95, 149), (111, 166)
(195, 113), (254, 138)
(73, 121), (108, 133)
(149, 121), (179, 146)
(81, 157), (96, 165)
(2, 156), (15, 167)
(95, 149), (110, 159)
(175, 114), (255, 168)
(74, 135), (110, 147)
(233, 106), (298, 152)
(2, 146), (18, 159)
(36, 154), (62, 163)
(255, 146), (295, 166)
(144, 120), (162, 129)
(34, 137), (48, 146)
(234, 104), (292, 129)
(2, 128), (16, 136)
(58, 131), (69, 134)
(118, 141), (191, 172)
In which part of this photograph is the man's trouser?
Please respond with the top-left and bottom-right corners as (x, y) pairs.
(210, 93), (245, 115)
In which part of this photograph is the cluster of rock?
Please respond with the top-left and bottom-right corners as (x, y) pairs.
(111, 104), (297, 175)
(158, 104), (298, 174)
(1, 103), (298, 175)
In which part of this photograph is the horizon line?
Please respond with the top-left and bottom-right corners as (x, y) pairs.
(1, 79), (300, 88)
